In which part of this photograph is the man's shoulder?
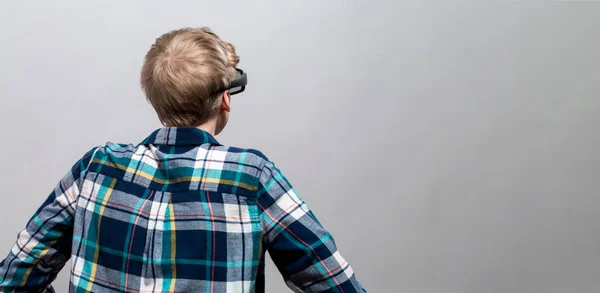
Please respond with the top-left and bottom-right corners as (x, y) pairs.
(78, 141), (275, 195)
(85, 142), (137, 161)
(90, 141), (272, 170)
(211, 144), (270, 169)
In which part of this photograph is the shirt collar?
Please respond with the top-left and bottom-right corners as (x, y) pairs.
(140, 127), (221, 146)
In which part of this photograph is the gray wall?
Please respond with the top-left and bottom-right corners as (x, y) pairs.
(0, 1), (599, 292)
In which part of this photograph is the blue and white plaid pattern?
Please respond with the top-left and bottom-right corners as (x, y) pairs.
(0, 127), (365, 292)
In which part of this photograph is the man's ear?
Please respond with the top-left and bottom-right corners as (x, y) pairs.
(221, 91), (231, 112)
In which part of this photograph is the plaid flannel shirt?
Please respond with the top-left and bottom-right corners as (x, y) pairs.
(0, 127), (365, 292)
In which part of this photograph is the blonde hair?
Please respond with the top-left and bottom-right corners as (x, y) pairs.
(141, 27), (239, 127)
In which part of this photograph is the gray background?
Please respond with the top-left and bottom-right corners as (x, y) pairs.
(0, 1), (599, 292)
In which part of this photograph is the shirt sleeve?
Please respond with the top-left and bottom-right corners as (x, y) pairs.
(0, 147), (98, 292)
(257, 161), (366, 293)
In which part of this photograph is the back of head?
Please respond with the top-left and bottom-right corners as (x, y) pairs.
(141, 27), (239, 127)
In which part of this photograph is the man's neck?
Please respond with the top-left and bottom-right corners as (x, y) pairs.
(196, 119), (218, 136)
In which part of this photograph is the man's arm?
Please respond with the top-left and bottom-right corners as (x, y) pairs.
(0, 148), (97, 292)
(257, 161), (366, 292)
